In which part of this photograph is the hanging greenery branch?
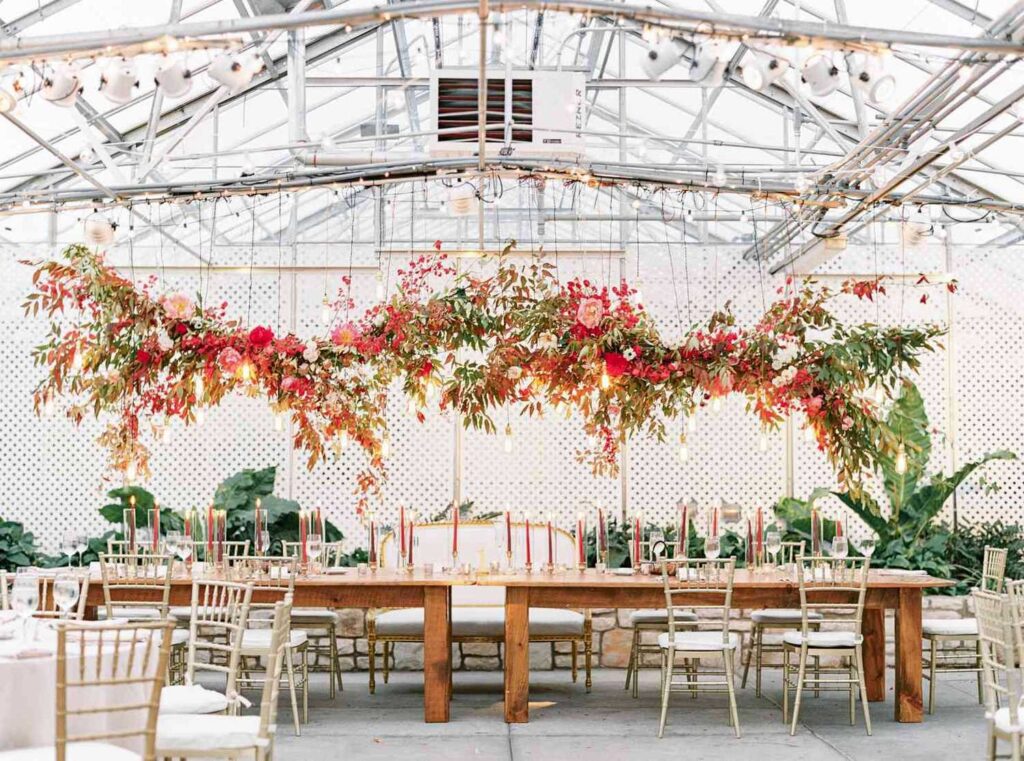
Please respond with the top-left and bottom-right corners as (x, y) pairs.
(23, 243), (945, 514)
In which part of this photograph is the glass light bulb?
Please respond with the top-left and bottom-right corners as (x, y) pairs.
(320, 301), (331, 325)
(759, 432), (769, 452)
(194, 408), (205, 426)
(678, 443), (689, 463)
(380, 436), (391, 458)
(503, 424), (514, 453)
(407, 398), (417, 417)
(239, 361), (252, 382)
(711, 398), (722, 414)
(375, 271), (385, 301)
(71, 350), (83, 373)
(194, 374), (204, 398)
(894, 444), (908, 474)
(686, 415), (697, 433)
(41, 393), (56, 418)
(600, 371), (610, 390)
(125, 460), (138, 483)
(339, 430), (350, 451)
(804, 425), (816, 443)
(273, 412), (285, 432)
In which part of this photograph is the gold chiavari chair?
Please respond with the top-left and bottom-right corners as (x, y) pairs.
(657, 558), (741, 738)
(0, 620), (174, 761)
(31, 573), (90, 621)
(973, 587), (1021, 761)
(782, 556), (871, 736)
(99, 552), (188, 685)
(168, 541), (251, 625)
(1007, 579), (1024, 665)
(280, 541), (344, 698)
(923, 545), (1007, 713)
(159, 579), (252, 717)
(232, 556), (307, 735)
(0, 570), (9, 610)
(741, 540), (822, 697)
(156, 597), (293, 761)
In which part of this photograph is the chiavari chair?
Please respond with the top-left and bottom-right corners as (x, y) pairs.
(657, 558), (741, 738)
(973, 587), (1022, 761)
(158, 579), (252, 717)
(782, 556), (871, 736)
(156, 598), (293, 761)
(923, 545), (1007, 713)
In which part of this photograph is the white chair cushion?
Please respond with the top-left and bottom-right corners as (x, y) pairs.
(993, 706), (1024, 734)
(103, 606), (163, 620)
(156, 714), (264, 752)
(168, 606), (193, 620)
(240, 627), (307, 653)
(159, 684), (229, 714)
(171, 629), (189, 646)
(658, 631), (741, 651)
(376, 607), (585, 638)
(751, 609), (824, 623)
(922, 618), (978, 637)
(251, 607), (339, 624)
(0, 742), (140, 760)
(528, 608), (585, 636)
(783, 631), (863, 648)
(629, 609), (698, 625)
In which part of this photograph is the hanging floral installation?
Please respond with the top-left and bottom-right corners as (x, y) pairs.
(24, 242), (945, 513)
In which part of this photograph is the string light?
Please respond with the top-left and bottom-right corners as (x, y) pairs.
(600, 369), (611, 390)
(380, 434), (391, 459)
(41, 391), (56, 418)
(894, 442), (908, 474)
(124, 459), (138, 483)
(238, 359), (254, 383)
(375, 270), (385, 301)
(273, 411), (285, 432)
(686, 415), (697, 434)
(503, 423), (514, 453)
(759, 432), (769, 452)
(320, 299), (332, 325)
(71, 349), (83, 373)
(194, 407), (205, 426)
(339, 430), (350, 451)
(193, 374), (204, 399)
(711, 398), (722, 414)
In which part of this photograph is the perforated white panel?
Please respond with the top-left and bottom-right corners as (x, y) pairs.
(2, 238), (1019, 552)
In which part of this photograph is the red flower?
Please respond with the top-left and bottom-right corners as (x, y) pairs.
(603, 352), (630, 378)
(136, 349), (152, 365)
(248, 325), (274, 348)
(174, 322), (188, 336)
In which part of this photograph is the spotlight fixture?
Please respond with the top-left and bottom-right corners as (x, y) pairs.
(641, 37), (682, 81)
(41, 65), (82, 107)
(740, 52), (789, 92)
(800, 53), (840, 98)
(689, 39), (729, 87)
(848, 54), (896, 105)
(99, 58), (138, 105)
(154, 59), (193, 98)
(83, 213), (116, 247)
(901, 206), (933, 248)
(208, 53), (262, 90)
(447, 182), (477, 216)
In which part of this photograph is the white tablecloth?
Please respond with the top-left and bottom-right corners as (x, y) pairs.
(0, 621), (157, 752)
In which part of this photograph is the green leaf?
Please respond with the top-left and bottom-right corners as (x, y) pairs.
(882, 381), (931, 517)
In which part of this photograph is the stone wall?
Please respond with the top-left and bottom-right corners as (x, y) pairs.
(328, 595), (972, 672)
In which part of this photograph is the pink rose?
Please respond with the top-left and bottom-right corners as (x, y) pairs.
(842, 415), (854, 430)
(160, 292), (194, 320)
(331, 321), (359, 347)
(217, 347), (242, 373)
(576, 297), (604, 329)
(248, 325), (274, 348)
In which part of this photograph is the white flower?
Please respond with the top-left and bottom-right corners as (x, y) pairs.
(623, 347), (637, 361)
(506, 366), (523, 381)
(302, 344), (320, 364)
(536, 332), (558, 351)
(771, 337), (800, 370)
(156, 330), (173, 352)
(804, 327), (835, 344)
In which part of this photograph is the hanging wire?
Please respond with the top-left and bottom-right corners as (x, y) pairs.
(662, 196), (684, 336)
(681, 197), (693, 326)
(246, 200), (256, 326)
(751, 195), (767, 314)
(276, 193), (284, 335)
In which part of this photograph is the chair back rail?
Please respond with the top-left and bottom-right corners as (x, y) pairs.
(778, 540), (806, 566)
(0, 570), (7, 610)
(185, 579), (252, 689)
(229, 556), (297, 611)
(661, 558), (736, 642)
(795, 556), (870, 637)
(280, 540), (346, 567)
(973, 587), (1020, 718)
(257, 598), (293, 748)
(99, 553), (173, 620)
(981, 546), (1009, 592)
(32, 574), (91, 620)
(56, 620), (173, 761)
(1005, 579), (1024, 669)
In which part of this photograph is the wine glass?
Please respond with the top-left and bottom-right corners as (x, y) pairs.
(53, 573), (80, 620)
(258, 531), (271, 557)
(766, 530), (782, 569)
(11, 572), (39, 639)
(705, 536), (721, 560)
(73, 534), (88, 567)
(308, 533), (324, 573)
(60, 532), (77, 567)
(858, 537), (877, 559)
(164, 531), (181, 574)
(178, 536), (193, 567)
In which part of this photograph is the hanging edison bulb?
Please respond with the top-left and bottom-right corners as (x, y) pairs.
(759, 432), (769, 452)
(380, 434), (392, 459)
(406, 398), (418, 417)
(124, 459), (138, 483)
(160, 415), (172, 444)
(194, 407), (205, 426)
(633, 278), (645, 307)
(894, 442), (908, 474)
(425, 378), (437, 401)
(41, 391), (56, 418)
(71, 348), (83, 373)
(193, 374), (204, 399)
(320, 299), (332, 325)
(600, 370), (611, 391)
(686, 415), (697, 434)
(503, 423), (514, 453)
(804, 425), (816, 443)
(375, 270), (385, 301)
(678, 439), (689, 463)
(711, 397), (722, 414)
(238, 359), (253, 383)
(339, 430), (350, 451)
(273, 411), (285, 432)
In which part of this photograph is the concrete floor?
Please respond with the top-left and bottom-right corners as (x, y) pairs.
(272, 667), (987, 761)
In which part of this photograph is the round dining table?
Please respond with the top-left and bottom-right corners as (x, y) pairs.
(0, 615), (155, 753)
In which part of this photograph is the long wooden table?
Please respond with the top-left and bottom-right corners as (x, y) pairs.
(84, 569), (454, 723)
(479, 569), (953, 725)
(85, 567), (951, 726)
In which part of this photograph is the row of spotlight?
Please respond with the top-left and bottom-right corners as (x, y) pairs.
(641, 35), (896, 104)
(0, 51), (263, 112)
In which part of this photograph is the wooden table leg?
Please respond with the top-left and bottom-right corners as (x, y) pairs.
(894, 588), (923, 722)
(504, 586), (530, 723)
(423, 586), (452, 723)
(862, 606), (886, 702)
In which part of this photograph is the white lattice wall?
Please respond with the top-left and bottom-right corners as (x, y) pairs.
(1, 239), (1020, 551)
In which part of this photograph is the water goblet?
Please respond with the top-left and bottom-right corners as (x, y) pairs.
(858, 537), (876, 559)
(11, 572), (39, 639)
(832, 536), (849, 560)
(74, 534), (88, 567)
(53, 573), (80, 620)
(308, 533), (324, 574)
(766, 530), (782, 570)
(704, 536), (721, 560)
(60, 532), (77, 567)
